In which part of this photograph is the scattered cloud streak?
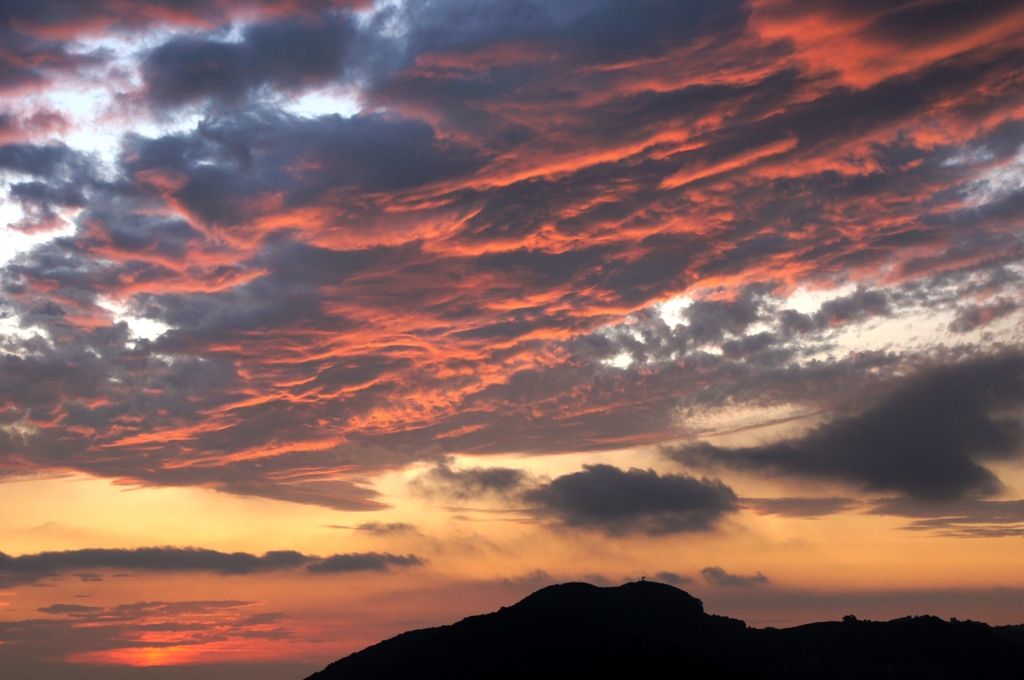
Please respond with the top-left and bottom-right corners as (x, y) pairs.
(869, 497), (1024, 538)
(354, 522), (418, 535)
(0, 546), (424, 587)
(306, 552), (423, 573)
(0, 599), (294, 666)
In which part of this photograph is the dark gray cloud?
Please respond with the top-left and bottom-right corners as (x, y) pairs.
(810, 287), (890, 329)
(0, 142), (82, 178)
(143, 15), (355, 108)
(0, 546), (423, 586)
(523, 464), (738, 535)
(0, 547), (309, 586)
(352, 0), (741, 91)
(0, 142), (100, 231)
(671, 354), (1024, 500)
(408, 460), (740, 536)
(700, 566), (769, 587)
(122, 109), (484, 230)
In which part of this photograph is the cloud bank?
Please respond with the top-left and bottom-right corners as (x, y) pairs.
(671, 354), (1024, 500)
(0, 547), (424, 587)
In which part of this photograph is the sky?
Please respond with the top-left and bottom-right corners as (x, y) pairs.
(1, 0), (1024, 677)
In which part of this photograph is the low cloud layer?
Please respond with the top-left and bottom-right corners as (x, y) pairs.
(0, 547), (423, 586)
(671, 354), (1024, 501)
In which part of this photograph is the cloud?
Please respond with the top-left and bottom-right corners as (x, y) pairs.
(354, 522), (418, 535)
(0, 0), (1023, 513)
(408, 460), (740, 536)
(0, 107), (68, 143)
(0, 547), (309, 579)
(0, 599), (292, 666)
(741, 497), (862, 518)
(306, 552), (423, 573)
(868, 497), (1024, 538)
(948, 299), (1018, 333)
(122, 109), (484, 231)
(670, 354), (1024, 500)
(654, 571), (693, 586)
(142, 15), (356, 109)
(0, 1), (365, 33)
(0, 547), (423, 586)
(410, 459), (534, 500)
(0, 25), (107, 94)
(700, 566), (768, 587)
(523, 464), (738, 535)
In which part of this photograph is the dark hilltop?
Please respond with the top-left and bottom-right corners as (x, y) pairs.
(307, 580), (1024, 679)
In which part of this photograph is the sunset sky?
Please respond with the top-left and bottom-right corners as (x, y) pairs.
(2, 0), (1024, 677)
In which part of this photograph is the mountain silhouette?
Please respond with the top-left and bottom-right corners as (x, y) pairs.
(306, 581), (1024, 679)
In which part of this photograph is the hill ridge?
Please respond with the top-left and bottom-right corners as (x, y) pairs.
(307, 581), (1024, 679)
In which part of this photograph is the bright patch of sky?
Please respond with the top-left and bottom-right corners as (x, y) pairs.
(279, 88), (363, 119)
(941, 145), (995, 168)
(602, 351), (633, 369)
(0, 308), (53, 355)
(782, 282), (862, 315)
(657, 295), (693, 327)
(38, 28), (175, 166)
(96, 296), (171, 343)
(0, 199), (78, 267)
(962, 144), (1024, 206)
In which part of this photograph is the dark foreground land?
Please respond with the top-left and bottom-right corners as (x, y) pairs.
(307, 581), (1024, 679)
